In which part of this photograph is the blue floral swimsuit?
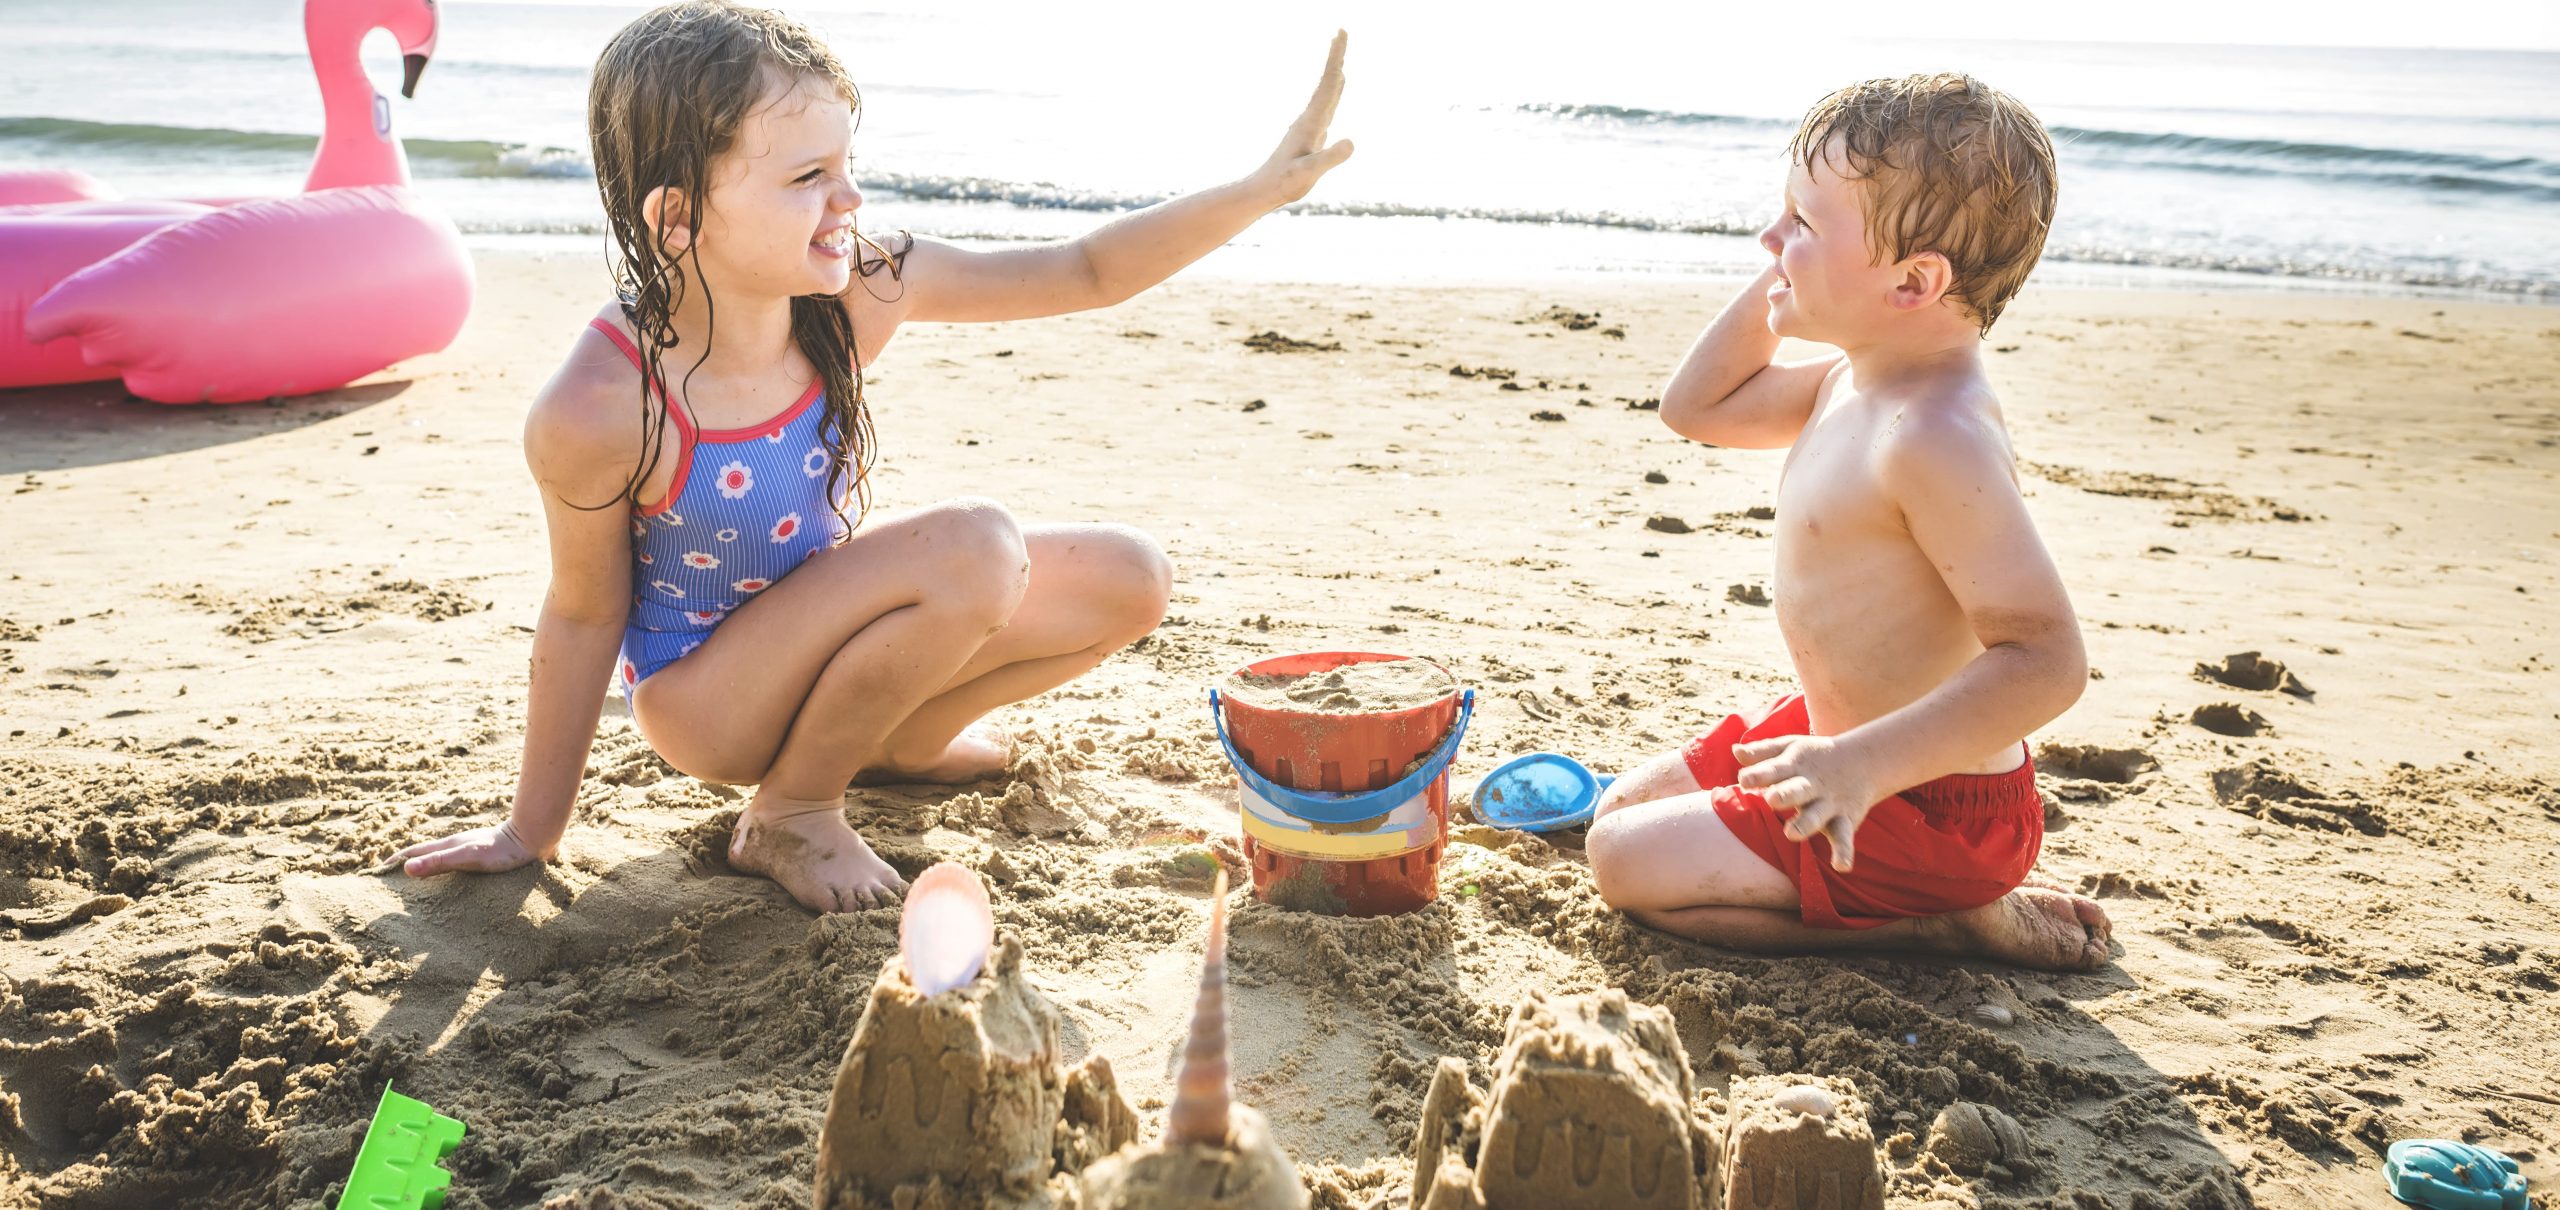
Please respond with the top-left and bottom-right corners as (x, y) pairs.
(589, 317), (850, 701)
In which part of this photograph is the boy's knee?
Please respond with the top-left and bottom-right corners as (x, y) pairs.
(1591, 775), (1645, 822)
(1585, 810), (1649, 910)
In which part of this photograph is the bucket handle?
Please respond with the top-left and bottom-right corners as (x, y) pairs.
(1208, 688), (1475, 825)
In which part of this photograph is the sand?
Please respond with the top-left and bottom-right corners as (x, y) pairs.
(1, 253), (2557, 1209)
(1222, 661), (1459, 715)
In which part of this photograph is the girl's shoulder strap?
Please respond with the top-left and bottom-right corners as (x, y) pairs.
(588, 315), (647, 367)
(585, 315), (695, 441)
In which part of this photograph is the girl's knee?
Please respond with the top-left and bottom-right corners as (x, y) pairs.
(935, 496), (1027, 560)
(1101, 525), (1173, 627)
(920, 498), (1030, 611)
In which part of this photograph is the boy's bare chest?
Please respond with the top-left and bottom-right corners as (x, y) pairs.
(1774, 404), (1898, 549)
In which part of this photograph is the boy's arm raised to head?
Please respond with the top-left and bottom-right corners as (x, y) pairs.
(879, 33), (1352, 326)
(1658, 265), (1841, 450)
(1846, 413), (2087, 791)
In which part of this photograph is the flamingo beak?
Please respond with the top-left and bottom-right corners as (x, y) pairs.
(401, 53), (430, 99)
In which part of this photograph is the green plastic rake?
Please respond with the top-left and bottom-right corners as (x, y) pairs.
(335, 1083), (465, 1210)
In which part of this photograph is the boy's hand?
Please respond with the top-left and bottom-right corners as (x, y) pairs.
(1250, 32), (1353, 207)
(1732, 734), (1886, 871)
(389, 820), (547, 878)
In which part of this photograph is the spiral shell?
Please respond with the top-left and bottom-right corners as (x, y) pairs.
(1164, 870), (1233, 1147)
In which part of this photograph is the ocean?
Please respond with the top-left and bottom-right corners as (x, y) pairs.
(5, 0), (2557, 299)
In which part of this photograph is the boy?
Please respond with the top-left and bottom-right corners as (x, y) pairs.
(1585, 73), (2112, 971)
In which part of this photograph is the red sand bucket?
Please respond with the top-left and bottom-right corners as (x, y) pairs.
(1210, 652), (1475, 917)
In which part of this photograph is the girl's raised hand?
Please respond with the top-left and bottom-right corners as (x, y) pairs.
(390, 820), (547, 878)
(1253, 31), (1354, 207)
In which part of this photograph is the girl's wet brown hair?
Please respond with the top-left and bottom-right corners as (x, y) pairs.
(586, 0), (903, 526)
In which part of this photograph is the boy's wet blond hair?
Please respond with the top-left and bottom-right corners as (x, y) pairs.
(1788, 73), (2056, 334)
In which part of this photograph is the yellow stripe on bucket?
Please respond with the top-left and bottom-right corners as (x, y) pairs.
(1239, 784), (1429, 859)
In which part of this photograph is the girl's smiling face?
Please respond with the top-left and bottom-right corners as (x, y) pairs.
(670, 71), (864, 301)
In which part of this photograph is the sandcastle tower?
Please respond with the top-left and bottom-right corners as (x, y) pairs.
(1079, 872), (1311, 1210)
(1410, 989), (1719, 1210)
(1720, 1075), (1885, 1210)
(812, 864), (1139, 1210)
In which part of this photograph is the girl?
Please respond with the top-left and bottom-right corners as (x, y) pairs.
(391, 1), (1352, 912)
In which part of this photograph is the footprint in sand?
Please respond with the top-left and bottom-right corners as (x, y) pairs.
(2211, 760), (2389, 836)
(2036, 743), (2158, 784)
(179, 574), (489, 643)
(2195, 651), (2314, 698)
(2192, 702), (2271, 737)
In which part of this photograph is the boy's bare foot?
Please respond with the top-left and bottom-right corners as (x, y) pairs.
(857, 722), (1014, 786)
(1922, 884), (2113, 970)
(728, 794), (907, 913)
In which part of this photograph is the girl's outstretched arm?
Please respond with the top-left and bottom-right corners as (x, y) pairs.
(883, 32), (1354, 325)
(393, 368), (637, 876)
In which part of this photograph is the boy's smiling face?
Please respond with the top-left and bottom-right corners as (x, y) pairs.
(1757, 140), (1896, 345)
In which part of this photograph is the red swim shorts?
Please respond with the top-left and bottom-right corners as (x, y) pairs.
(1682, 694), (2043, 930)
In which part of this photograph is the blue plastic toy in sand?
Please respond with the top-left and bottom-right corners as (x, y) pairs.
(2385, 1139), (2528, 1210)
(1470, 752), (1614, 832)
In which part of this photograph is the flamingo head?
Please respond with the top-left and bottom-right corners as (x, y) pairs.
(309, 0), (442, 98)
(388, 0), (441, 98)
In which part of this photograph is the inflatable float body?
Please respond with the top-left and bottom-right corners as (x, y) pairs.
(0, 0), (473, 403)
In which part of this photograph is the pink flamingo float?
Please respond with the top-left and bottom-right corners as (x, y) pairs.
(0, 0), (473, 404)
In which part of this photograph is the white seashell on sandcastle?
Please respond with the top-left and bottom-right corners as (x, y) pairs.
(812, 861), (1139, 1210)
(1770, 1084), (1837, 1118)
(900, 861), (995, 995)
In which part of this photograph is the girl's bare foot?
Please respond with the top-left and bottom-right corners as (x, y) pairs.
(727, 793), (907, 913)
(1921, 884), (2114, 970)
(857, 721), (1014, 786)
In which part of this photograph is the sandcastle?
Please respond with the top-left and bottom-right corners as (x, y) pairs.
(820, 866), (1908, 1210)
(1720, 1075), (1885, 1210)
(811, 864), (1141, 1210)
(813, 864), (1305, 1210)
(1411, 991), (1906, 1210)
(1410, 989), (1719, 1210)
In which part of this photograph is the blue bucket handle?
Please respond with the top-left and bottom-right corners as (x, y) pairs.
(1209, 688), (1475, 825)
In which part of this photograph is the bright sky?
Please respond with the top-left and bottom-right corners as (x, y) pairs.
(1806, 0), (2560, 50)
(454, 0), (2560, 52)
